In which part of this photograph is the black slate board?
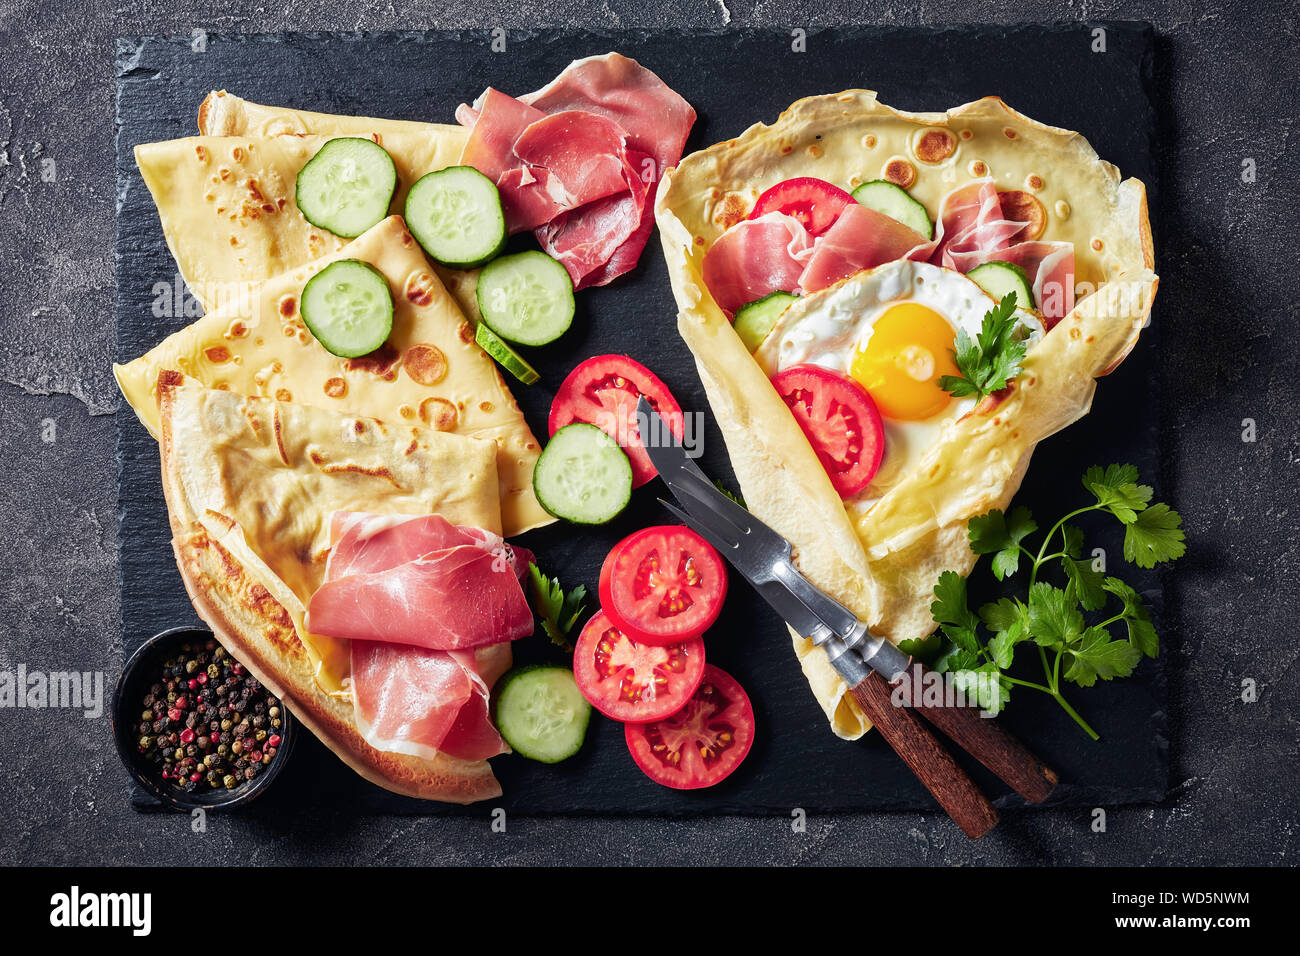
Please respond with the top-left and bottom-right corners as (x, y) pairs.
(115, 25), (1165, 816)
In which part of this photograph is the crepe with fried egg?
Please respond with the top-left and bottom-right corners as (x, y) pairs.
(655, 92), (1155, 738)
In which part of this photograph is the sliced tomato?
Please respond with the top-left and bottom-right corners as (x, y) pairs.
(748, 177), (856, 238)
(625, 664), (755, 790)
(770, 364), (885, 498)
(599, 526), (728, 646)
(549, 355), (684, 488)
(572, 611), (706, 723)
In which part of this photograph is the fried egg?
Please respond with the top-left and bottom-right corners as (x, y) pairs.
(754, 259), (1044, 511)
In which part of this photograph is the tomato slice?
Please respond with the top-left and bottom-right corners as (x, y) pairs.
(572, 610), (706, 723)
(770, 364), (885, 498)
(624, 664), (755, 790)
(549, 355), (685, 488)
(599, 526), (728, 646)
(748, 177), (856, 238)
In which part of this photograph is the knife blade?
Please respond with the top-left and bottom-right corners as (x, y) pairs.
(638, 396), (1058, 816)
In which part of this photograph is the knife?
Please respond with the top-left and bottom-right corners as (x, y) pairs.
(637, 397), (1057, 837)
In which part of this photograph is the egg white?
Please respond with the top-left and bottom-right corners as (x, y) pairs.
(754, 259), (1044, 511)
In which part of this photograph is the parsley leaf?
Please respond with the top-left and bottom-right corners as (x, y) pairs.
(526, 562), (588, 652)
(1102, 577), (1159, 657)
(1061, 523), (1086, 559)
(1064, 556), (1108, 612)
(978, 597), (1028, 634)
(1123, 503), (1186, 568)
(967, 506), (1037, 580)
(897, 632), (944, 663)
(923, 463), (1183, 739)
(1082, 464), (1153, 523)
(938, 293), (1028, 401)
(980, 598), (1029, 667)
(934, 645), (983, 674)
(930, 570), (981, 653)
(1026, 582), (1085, 648)
(1064, 627), (1142, 687)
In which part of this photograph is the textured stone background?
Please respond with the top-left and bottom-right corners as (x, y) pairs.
(1, 0), (1295, 865)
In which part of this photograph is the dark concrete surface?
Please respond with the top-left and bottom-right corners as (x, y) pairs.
(0, 0), (1295, 866)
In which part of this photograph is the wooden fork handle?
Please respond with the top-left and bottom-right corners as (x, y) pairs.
(849, 672), (999, 839)
(894, 664), (1059, 803)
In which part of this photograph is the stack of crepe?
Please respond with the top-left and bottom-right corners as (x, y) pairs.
(118, 94), (554, 802)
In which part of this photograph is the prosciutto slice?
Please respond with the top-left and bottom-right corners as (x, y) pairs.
(701, 212), (815, 316)
(457, 88), (547, 184)
(455, 54), (695, 287)
(518, 52), (696, 179)
(703, 176), (1076, 326)
(501, 110), (634, 234)
(798, 203), (928, 294)
(350, 642), (491, 760)
(928, 178), (1075, 326)
(309, 513), (531, 762)
(307, 513), (532, 650)
(535, 147), (654, 289)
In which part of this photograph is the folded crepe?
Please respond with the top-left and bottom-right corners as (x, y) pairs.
(115, 215), (551, 536)
(135, 92), (481, 320)
(656, 92), (1156, 738)
(158, 374), (510, 802)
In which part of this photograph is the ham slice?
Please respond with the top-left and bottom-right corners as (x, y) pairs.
(310, 513), (531, 762)
(798, 203), (928, 293)
(456, 54), (695, 286)
(928, 179), (1075, 325)
(701, 212), (815, 316)
(703, 177), (1076, 326)
(519, 52), (696, 179)
(458, 88), (546, 184)
(535, 147), (654, 290)
(501, 110), (633, 234)
(307, 513), (533, 651)
(350, 642), (484, 760)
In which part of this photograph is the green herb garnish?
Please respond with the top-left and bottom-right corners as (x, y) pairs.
(913, 463), (1185, 739)
(938, 292), (1027, 400)
(713, 478), (746, 509)
(527, 562), (588, 652)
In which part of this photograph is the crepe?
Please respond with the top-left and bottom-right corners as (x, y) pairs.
(115, 215), (551, 536)
(158, 374), (510, 802)
(135, 93), (481, 320)
(656, 92), (1156, 738)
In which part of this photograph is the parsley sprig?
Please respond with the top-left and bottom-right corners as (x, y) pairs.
(938, 292), (1028, 401)
(527, 562), (588, 652)
(906, 464), (1185, 739)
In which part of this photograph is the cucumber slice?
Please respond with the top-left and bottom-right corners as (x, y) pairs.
(533, 423), (633, 525)
(851, 180), (934, 240)
(405, 166), (507, 269)
(494, 665), (591, 763)
(475, 321), (539, 385)
(734, 291), (797, 351)
(296, 138), (397, 238)
(967, 261), (1036, 310)
(477, 250), (575, 347)
(300, 260), (394, 358)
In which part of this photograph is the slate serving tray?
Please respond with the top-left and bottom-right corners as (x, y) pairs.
(115, 25), (1166, 816)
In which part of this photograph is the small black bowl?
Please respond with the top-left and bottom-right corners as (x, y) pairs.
(112, 625), (295, 810)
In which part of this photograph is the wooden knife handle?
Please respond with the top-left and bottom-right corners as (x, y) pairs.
(893, 664), (1059, 804)
(849, 672), (999, 839)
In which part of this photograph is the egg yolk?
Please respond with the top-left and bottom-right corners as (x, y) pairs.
(849, 303), (959, 421)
